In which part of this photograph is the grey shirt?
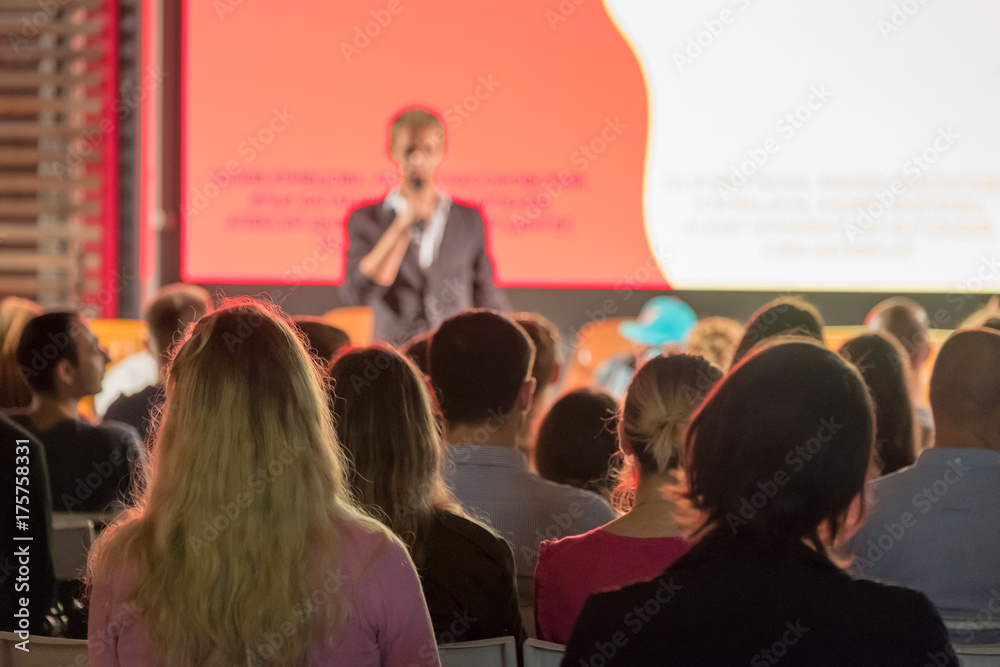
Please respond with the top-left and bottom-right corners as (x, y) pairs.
(441, 444), (617, 605)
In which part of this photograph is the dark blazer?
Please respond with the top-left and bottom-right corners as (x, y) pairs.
(104, 383), (165, 447)
(419, 510), (525, 650)
(340, 199), (509, 346)
(562, 533), (958, 667)
(10, 415), (142, 514)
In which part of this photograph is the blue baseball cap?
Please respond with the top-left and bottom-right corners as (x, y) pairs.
(619, 296), (697, 346)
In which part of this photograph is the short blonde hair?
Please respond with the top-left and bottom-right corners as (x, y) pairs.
(612, 354), (721, 512)
(389, 108), (445, 147)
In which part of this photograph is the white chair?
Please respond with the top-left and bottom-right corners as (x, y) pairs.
(50, 514), (97, 581)
(0, 630), (88, 667)
(945, 615), (1000, 667)
(956, 645), (1000, 667)
(438, 636), (517, 667)
(524, 638), (566, 667)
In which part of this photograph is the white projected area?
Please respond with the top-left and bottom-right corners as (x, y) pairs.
(605, 0), (1000, 291)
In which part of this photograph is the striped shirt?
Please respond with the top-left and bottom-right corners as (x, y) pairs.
(441, 444), (617, 605)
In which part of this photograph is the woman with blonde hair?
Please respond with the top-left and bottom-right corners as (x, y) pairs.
(533, 354), (721, 644)
(0, 296), (42, 410)
(328, 346), (523, 647)
(86, 299), (438, 667)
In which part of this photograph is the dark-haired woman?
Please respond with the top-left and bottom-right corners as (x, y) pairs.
(839, 332), (917, 475)
(562, 339), (957, 666)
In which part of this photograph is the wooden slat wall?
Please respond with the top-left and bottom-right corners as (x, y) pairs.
(0, 0), (116, 312)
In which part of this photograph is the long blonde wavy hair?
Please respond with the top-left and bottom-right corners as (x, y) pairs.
(86, 298), (371, 667)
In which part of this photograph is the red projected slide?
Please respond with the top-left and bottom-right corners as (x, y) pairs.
(181, 0), (657, 288)
(183, 1), (1000, 293)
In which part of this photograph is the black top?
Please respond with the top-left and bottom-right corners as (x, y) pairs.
(562, 533), (958, 667)
(10, 415), (142, 514)
(0, 413), (57, 633)
(419, 510), (525, 648)
(104, 383), (164, 446)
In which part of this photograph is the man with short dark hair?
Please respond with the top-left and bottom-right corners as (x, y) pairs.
(849, 329), (1000, 645)
(105, 284), (213, 443)
(291, 315), (350, 369)
(14, 313), (142, 514)
(340, 107), (508, 345)
(430, 310), (615, 607)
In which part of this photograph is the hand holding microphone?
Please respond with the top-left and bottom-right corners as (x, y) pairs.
(402, 175), (436, 243)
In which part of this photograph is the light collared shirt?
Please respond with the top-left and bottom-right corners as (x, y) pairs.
(93, 350), (158, 416)
(849, 446), (1000, 645)
(441, 444), (617, 605)
(383, 187), (451, 270)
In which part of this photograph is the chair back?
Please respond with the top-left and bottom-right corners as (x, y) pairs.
(0, 631), (88, 667)
(524, 638), (566, 667)
(955, 644), (1000, 667)
(50, 513), (97, 581)
(438, 636), (517, 667)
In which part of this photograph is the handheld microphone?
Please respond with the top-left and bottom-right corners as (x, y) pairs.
(410, 176), (426, 241)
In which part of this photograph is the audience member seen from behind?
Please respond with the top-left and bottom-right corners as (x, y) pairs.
(838, 333), (916, 476)
(685, 316), (743, 372)
(329, 346), (523, 648)
(535, 355), (721, 644)
(402, 330), (432, 376)
(977, 316), (1000, 332)
(849, 329), (1000, 646)
(866, 296), (933, 450)
(292, 315), (351, 370)
(512, 312), (563, 464)
(594, 296), (698, 400)
(430, 310), (616, 607)
(534, 389), (619, 501)
(0, 296), (42, 411)
(731, 297), (825, 366)
(958, 296), (1000, 333)
(105, 284), (213, 446)
(563, 340), (957, 666)
(13, 313), (143, 514)
(86, 299), (439, 667)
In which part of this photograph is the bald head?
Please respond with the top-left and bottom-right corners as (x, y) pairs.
(929, 329), (1000, 451)
(866, 297), (929, 372)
